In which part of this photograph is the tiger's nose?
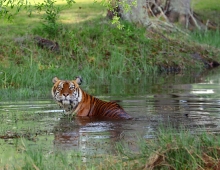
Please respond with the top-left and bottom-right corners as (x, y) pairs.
(63, 93), (69, 97)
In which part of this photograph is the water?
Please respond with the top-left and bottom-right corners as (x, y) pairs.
(1, 69), (220, 161)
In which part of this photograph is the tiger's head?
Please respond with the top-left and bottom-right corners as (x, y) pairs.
(52, 76), (83, 114)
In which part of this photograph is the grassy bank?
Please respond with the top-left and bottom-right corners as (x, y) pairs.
(0, 0), (220, 100)
(2, 127), (220, 169)
(116, 127), (220, 170)
(192, 0), (220, 24)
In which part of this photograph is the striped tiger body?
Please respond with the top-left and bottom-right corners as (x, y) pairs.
(52, 77), (132, 120)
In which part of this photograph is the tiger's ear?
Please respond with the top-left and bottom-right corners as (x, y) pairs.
(52, 77), (59, 84)
(75, 76), (82, 85)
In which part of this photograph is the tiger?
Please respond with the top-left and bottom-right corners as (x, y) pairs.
(51, 76), (132, 120)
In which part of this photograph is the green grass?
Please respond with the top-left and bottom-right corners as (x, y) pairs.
(192, 0), (220, 11)
(192, 0), (220, 24)
(191, 29), (220, 48)
(190, 0), (220, 49)
(0, 0), (220, 100)
(116, 127), (220, 170)
(1, 127), (220, 169)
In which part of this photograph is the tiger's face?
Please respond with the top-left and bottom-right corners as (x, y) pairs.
(52, 77), (82, 113)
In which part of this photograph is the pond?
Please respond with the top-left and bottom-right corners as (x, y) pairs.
(1, 69), (220, 164)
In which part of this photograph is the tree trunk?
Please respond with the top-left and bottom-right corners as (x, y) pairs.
(148, 0), (216, 30)
(166, 0), (204, 29)
(120, 0), (150, 26)
(107, 0), (217, 30)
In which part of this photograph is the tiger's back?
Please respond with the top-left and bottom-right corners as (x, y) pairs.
(52, 77), (132, 120)
(78, 90), (131, 119)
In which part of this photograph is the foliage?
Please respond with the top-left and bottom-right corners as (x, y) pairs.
(35, 0), (62, 36)
(0, 0), (75, 36)
(116, 127), (220, 169)
(0, 0), (27, 20)
(100, 0), (137, 29)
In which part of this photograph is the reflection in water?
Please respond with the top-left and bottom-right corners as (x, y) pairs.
(53, 117), (133, 161)
(153, 93), (219, 130)
(1, 69), (220, 159)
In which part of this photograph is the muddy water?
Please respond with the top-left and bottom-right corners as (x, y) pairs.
(1, 69), (220, 160)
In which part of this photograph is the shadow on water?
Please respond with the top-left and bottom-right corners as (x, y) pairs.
(1, 68), (220, 160)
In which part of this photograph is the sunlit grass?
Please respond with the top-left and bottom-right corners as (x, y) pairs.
(192, 0), (220, 11)
(192, 0), (220, 24)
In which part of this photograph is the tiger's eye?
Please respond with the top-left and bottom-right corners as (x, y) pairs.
(69, 86), (74, 90)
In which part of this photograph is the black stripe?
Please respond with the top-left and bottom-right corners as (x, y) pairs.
(77, 88), (79, 98)
(88, 93), (94, 116)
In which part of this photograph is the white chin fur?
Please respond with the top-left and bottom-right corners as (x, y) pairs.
(62, 100), (70, 105)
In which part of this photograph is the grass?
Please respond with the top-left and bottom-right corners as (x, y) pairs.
(191, 29), (220, 48)
(192, 0), (220, 11)
(0, 18), (219, 93)
(0, 0), (219, 100)
(0, 0), (220, 169)
(1, 126), (220, 169)
(192, 0), (220, 24)
(115, 127), (220, 170)
(191, 0), (220, 48)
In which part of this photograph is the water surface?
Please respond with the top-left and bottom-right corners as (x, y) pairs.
(1, 69), (220, 161)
